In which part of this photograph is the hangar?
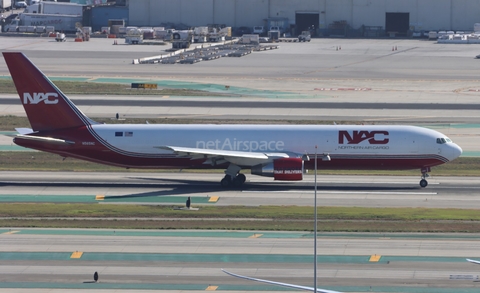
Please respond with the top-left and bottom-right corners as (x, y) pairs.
(128, 0), (480, 36)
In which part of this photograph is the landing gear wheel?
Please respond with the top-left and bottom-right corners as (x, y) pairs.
(420, 179), (428, 188)
(220, 176), (231, 187)
(236, 173), (246, 184)
(419, 167), (431, 188)
(232, 177), (242, 187)
(232, 174), (246, 187)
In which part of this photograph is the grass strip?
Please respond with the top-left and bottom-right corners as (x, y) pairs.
(0, 204), (479, 220)
(0, 79), (228, 96)
(3, 219), (480, 232)
(1, 204), (480, 232)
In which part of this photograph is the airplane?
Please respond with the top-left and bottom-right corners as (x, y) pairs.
(222, 269), (343, 293)
(2, 52), (462, 188)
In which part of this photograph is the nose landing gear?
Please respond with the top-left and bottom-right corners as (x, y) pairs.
(420, 167), (431, 188)
(420, 178), (428, 188)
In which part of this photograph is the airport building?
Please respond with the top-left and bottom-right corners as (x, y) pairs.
(128, 0), (480, 36)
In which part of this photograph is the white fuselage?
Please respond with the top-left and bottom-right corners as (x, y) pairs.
(84, 124), (461, 169)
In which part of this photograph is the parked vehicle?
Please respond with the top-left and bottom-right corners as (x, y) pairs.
(125, 28), (143, 44)
(55, 32), (66, 42)
(14, 1), (26, 8)
(25, 2), (83, 15)
(269, 26), (280, 32)
(5, 1), (83, 32)
(298, 31), (311, 42)
(0, 0), (12, 12)
(252, 26), (264, 34)
(5, 13), (82, 32)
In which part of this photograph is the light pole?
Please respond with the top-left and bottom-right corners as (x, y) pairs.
(314, 145), (318, 293)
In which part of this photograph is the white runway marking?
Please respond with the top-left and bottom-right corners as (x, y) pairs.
(243, 190), (438, 195)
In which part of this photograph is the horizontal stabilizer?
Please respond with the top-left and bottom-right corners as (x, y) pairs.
(15, 134), (75, 146)
(15, 128), (34, 135)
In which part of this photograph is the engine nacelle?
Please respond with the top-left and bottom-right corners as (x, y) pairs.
(251, 158), (304, 181)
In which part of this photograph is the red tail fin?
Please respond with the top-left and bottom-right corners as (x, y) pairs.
(3, 52), (97, 132)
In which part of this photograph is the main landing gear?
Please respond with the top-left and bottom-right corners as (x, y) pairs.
(220, 164), (246, 187)
(221, 173), (246, 187)
(420, 167), (431, 188)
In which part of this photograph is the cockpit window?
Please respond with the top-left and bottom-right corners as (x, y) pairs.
(436, 137), (452, 144)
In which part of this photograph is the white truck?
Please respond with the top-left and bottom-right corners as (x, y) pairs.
(0, 0), (12, 12)
(25, 2), (83, 15)
(252, 26), (264, 35)
(268, 26), (281, 40)
(5, 13), (82, 32)
(125, 28), (143, 44)
(298, 31), (311, 42)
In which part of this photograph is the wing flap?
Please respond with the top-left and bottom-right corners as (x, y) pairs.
(157, 146), (294, 166)
(158, 146), (271, 160)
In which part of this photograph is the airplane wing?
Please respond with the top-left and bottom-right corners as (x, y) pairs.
(467, 259), (480, 265)
(15, 134), (75, 146)
(158, 146), (291, 165)
(221, 269), (344, 293)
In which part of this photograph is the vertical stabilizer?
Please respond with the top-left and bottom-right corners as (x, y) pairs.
(3, 52), (97, 132)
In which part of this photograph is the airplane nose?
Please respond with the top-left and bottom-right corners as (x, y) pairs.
(450, 143), (462, 160)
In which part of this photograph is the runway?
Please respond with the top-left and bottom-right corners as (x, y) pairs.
(0, 171), (479, 209)
(2, 97), (480, 110)
(1, 229), (480, 292)
(3, 93), (480, 125)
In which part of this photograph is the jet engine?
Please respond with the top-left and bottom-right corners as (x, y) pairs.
(251, 158), (304, 181)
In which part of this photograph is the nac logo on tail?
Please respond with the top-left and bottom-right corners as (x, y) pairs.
(23, 93), (59, 105)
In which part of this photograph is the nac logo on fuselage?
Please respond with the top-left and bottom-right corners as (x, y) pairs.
(339, 130), (389, 145)
(23, 93), (59, 105)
